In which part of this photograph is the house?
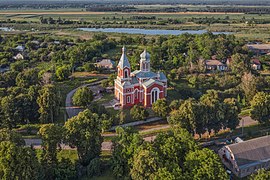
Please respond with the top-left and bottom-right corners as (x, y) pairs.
(54, 41), (60, 45)
(247, 44), (270, 55)
(15, 45), (25, 52)
(114, 47), (167, 108)
(205, 59), (227, 71)
(218, 135), (270, 178)
(0, 66), (9, 73)
(251, 59), (261, 70)
(31, 40), (40, 45)
(96, 59), (116, 69)
(13, 53), (24, 60)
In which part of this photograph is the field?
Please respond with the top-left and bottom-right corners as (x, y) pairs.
(1, 6), (270, 41)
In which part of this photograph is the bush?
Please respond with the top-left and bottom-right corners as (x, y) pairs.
(87, 158), (102, 177)
(130, 105), (149, 121)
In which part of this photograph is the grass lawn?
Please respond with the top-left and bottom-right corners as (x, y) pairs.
(55, 76), (100, 106)
(239, 109), (251, 117)
(35, 149), (78, 163)
(95, 93), (114, 105)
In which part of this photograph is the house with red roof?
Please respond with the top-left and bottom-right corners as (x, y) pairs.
(251, 59), (261, 70)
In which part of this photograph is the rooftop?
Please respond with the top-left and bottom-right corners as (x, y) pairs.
(247, 44), (270, 50)
(227, 135), (270, 169)
(142, 79), (163, 88)
(252, 59), (261, 65)
(97, 59), (115, 66)
(117, 46), (130, 69)
(131, 70), (157, 79)
(205, 59), (225, 66)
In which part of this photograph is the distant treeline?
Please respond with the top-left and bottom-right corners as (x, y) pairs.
(86, 5), (136, 12)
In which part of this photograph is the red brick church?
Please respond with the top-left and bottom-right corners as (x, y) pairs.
(114, 46), (167, 108)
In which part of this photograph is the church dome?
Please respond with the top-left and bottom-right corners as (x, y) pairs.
(140, 50), (150, 61)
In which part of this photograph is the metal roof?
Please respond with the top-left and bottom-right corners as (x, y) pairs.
(131, 70), (157, 79)
(117, 46), (130, 69)
(205, 59), (225, 66)
(131, 76), (139, 84)
(247, 44), (270, 50)
(227, 135), (270, 169)
(98, 59), (115, 66)
(159, 72), (167, 81)
(142, 79), (163, 88)
(140, 50), (150, 62)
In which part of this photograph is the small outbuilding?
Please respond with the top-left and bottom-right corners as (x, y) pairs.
(205, 59), (227, 71)
(219, 135), (270, 178)
(96, 59), (115, 69)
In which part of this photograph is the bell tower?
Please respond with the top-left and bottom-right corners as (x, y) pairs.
(140, 50), (151, 72)
(117, 46), (131, 81)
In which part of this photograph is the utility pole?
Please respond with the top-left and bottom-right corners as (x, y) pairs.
(242, 118), (244, 136)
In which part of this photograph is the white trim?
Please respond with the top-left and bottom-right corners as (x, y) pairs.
(147, 91), (163, 95)
(151, 87), (160, 105)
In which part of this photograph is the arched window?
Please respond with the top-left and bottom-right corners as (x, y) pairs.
(135, 89), (139, 99)
(124, 69), (128, 78)
(151, 88), (159, 104)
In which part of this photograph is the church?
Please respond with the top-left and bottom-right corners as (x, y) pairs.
(114, 47), (167, 108)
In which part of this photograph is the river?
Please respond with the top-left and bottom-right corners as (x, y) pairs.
(78, 27), (231, 35)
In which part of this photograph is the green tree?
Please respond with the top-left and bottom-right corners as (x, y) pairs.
(152, 99), (168, 118)
(153, 127), (198, 168)
(38, 124), (64, 179)
(130, 105), (149, 121)
(1, 95), (20, 129)
(169, 99), (204, 135)
(223, 98), (240, 130)
(0, 128), (25, 146)
(250, 169), (270, 180)
(100, 113), (113, 133)
(184, 148), (228, 180)
(0, 141), (41, 180)
(72, 86), (93, 107)
(55, 65), (71, 81)
(37, 84), (60, 123)
(200, 90), (226, 134)
(230, 53), (250, 74)
(111, 127), (144, 179)
(151, 167), (182, 180)
(16, 68), (39, 88)
(83, 62), (96, 72)
(64, 109), (103, 166)
(241, 72), (258, 103)
(130, 146), (159, 180)
(250, 92), (270, 123)
(169, 99), (182, 111)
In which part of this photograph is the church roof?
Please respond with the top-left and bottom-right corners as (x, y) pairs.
(132, 70), (157, 79)
(131, 76), (139, 84)
(142, 79), (163, 88)
(118, 46), (130, 69)
(122, 81), (132, 87)
(140, 50), (150, 61)
(159, 72), (167, 81)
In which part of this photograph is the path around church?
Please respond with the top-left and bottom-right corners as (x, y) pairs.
(65, 80), (104, 118)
